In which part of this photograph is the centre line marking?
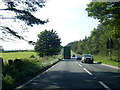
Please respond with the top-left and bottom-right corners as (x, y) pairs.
(99, 81), (111, 90)
(83, 68), (92, 75)
(80, 62), (82, 64)
(76, 62), (78, 64)
(78, 64), (82, 67)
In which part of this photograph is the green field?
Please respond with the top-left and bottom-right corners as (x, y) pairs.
(1, 52), (38, 63)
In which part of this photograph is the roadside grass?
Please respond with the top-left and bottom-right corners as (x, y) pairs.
(1, 52), (62, 88)
(93, 55), (120, 67)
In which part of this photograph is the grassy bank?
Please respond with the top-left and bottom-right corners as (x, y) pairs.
(93, 55), (120, 67)
(1, 52), (62, 88)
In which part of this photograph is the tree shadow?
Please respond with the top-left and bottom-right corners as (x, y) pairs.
(17, 70), (120, 89)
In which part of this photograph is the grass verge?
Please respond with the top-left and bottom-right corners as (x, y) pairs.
(93, 55), (120, 67)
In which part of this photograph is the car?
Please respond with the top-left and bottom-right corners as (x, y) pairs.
(81, 54), (93, 63)
(76, 55), (82, 60)
(72, 54), (75, 57)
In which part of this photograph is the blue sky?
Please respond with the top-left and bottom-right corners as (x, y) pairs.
(0, 0), (99, 50)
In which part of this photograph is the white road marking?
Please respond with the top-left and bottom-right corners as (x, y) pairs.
(16, 62), (59, 89)
(76, 62), (78, 64)
(78, 64), (82, 67)
(94, 61), (120, 70)
(80, 62), (82, 64)
(76, 62), (82, 67)
(83, 68), (92, 75)
(76, 62), (92, 75)
(99, 81), (111, 90)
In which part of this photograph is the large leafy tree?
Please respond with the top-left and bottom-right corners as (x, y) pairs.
(35, 30), (61, 57)
(86, 2), (120, 23)
(86, 2), (120, 57)
(0, 0), (48, 44)
(86, 2), (120, 40)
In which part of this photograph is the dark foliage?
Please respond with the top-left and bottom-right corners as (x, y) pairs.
(35, 29), (61, 57)
(0, 0), (48, 43)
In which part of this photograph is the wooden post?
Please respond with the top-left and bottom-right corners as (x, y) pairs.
(0, 57), (4, 68)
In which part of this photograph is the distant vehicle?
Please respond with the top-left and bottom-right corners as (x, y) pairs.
(63, 46), (71, 59)
(81, 54), (93, 63)
(76, 55), (82, 60)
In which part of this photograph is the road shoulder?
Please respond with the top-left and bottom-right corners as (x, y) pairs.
(94, 61), (120, 70)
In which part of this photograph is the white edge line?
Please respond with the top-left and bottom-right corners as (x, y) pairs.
(16, 62), (59, 89)
(99, 81), (111, 90)
(94, 61), (120, 70)
(16, 74), (41, 89)
(83, 68), (92, 75)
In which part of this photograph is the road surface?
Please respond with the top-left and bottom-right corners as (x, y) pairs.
(16, 59), (120, 89)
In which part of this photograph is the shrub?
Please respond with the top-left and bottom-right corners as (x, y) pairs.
(29, 55), (35, 58)
(2, 55), (61, 88)
(2, 75), (15, 87)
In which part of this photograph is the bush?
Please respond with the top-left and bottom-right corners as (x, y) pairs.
(2, 55), (61, 88)
(29, 55), (35, 58)
(2, 75), (15, 87)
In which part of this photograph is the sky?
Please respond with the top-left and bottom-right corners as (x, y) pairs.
(0, 0), (99, 50)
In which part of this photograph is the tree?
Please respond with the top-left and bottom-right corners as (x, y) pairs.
(67, 2), (120, 61)
(0, 0), (48, 44)
(86, 2), (120, 41)
(35, 30), (61, 57)
(86, 2), (120, 23)
(86, 2), (120, 58)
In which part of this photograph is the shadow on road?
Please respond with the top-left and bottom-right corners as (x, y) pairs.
(14, 59), (120, 89)
(20, 70), (120, 89)
(22, 71), (102, 89)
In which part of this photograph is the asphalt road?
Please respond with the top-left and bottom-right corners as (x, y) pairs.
(16, 59), (120, 89)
